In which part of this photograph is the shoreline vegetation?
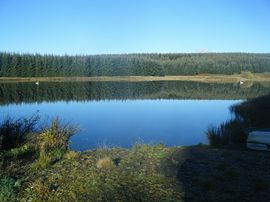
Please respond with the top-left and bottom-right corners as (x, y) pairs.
(1, 72), (270, 83)
(1, 93), (270, 201)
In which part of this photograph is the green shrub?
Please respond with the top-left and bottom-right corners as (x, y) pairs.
(31, 118), (77, 169)
(64, 151), (79, 160)
(240, 71), (254, 79)
(207, 126), (226, 146)
(231, 93), (270, 128)
(96, 157), (115, 169)
(0, 115), (39, 151)
(0, 176), (17, 201)
(5, 144), (32, 159)
(208, 93), (270, 147)
(37, 118), (77, 152)
(207, 120), (246, 147)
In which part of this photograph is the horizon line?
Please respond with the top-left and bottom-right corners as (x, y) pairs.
(1, 51), (270, 57)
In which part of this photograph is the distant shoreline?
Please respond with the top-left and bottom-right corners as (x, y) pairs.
(0, 73), (270, 83)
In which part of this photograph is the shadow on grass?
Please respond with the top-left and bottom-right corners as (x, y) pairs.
(161, 145), (270, 202)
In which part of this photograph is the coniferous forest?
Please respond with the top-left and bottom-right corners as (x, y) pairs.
(0, 52), (270, 77)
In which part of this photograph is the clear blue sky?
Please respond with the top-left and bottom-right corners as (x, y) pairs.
(0, 0), (269, 54)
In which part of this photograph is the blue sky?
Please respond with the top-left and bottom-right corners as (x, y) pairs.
(0, 0), (269, 54)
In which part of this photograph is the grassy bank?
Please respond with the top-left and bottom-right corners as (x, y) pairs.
(1, 124), (270, 201)
(0, 72), (270, 83)
(2, 141), (270, 201)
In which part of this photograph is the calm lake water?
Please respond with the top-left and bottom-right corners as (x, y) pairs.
(0, 81), (269, 151)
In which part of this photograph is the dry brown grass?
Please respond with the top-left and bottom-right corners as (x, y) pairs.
(0, 73), (270, 83)
(64, 151), (79, 160)
(96, 157), (115, 169)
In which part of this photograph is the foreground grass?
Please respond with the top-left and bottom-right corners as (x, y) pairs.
(0, 72), (270, 83)
(2, 143), (270, 201)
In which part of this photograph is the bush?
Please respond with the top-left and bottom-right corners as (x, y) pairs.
(231, 93), (270, 128)
(207, 94), (270, 147)
(0, 115), (39, 151)
(207, 120), (246, 147)
(5, 144), (31, 159)
(65, 151), (79, 160)
(96, 157), (115, 169)
(240, 71), (254, 79)
(207, 126), (226, 146)
(37, 118), (77, 152)
(0, 176), (16, 201)
(31, 118), (77, 169)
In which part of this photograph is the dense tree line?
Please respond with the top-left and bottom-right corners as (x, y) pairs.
(0, 52), (270, 77)
(0, 81), (269, 105)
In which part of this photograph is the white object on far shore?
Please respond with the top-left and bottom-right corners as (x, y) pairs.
(35, 81), (39, 85)
(239, 81), (244, 85)
(247, 130), (270, 151)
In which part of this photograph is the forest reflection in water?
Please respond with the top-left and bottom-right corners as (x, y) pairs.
(0, 80), (269, 104)
(0, 81), (269, 150)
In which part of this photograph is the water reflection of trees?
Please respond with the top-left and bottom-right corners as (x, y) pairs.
(0, 81), (269, 105)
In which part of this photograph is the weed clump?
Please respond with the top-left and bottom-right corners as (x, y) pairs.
(0, 115), (39, 151)
(0, 176), (17, 201)
(32, 118), (77, 169)
(65, 151), (79, 160)
(207, 93), (270, 147)
(0, 116), (79, 200)
(240, 71), (254, 79)
(96, 157), (115, 169)
(207, 120), (246, 147)
(37, 118), (76, 152)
